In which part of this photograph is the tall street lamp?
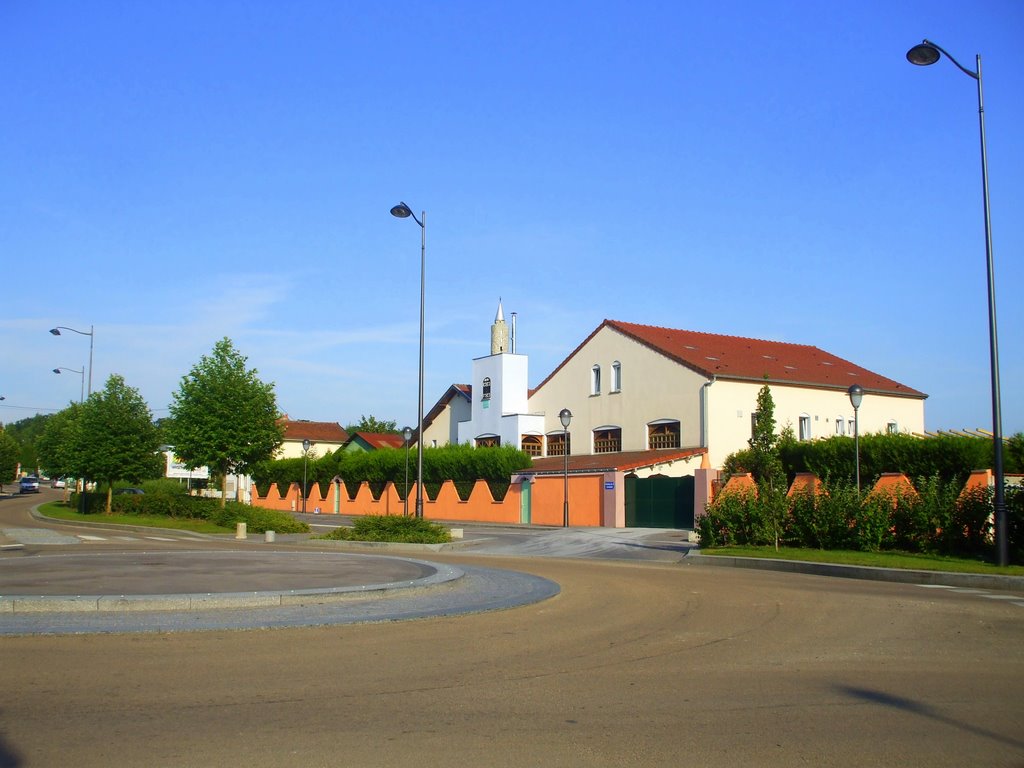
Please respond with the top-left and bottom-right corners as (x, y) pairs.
(49, 325), (94, 397)
(391, 201), (426, 519)
(53, 366), (86, 403)
(559, 408), (572, 527)
(906, 39), (1007, 566)
(847, 384), (863, 496)
(301, 438), (312, 515)
(403, 426), (412, 516)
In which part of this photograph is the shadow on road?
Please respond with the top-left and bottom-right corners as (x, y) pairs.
(837, 684), (1024, 751)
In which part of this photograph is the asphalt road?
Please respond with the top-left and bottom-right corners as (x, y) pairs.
(1, 490), (1022, 766)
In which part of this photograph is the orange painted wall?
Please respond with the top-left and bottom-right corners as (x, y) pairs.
(251, 475), (604, 527)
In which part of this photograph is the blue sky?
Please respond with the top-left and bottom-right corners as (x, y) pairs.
(2, 1), (1021, 436)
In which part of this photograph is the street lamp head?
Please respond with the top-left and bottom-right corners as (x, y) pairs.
(906, 41), (941, 66)
(847, 384), (864, 410)
(302, 439), (311, 453)
(49, 328), (61, 336)
(403, 426), (412, 443)
(559, 408), (573, 429)
(390, 202), (413, 219)
(52, 368), (61, 374)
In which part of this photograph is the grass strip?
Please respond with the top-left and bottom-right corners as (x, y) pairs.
(39, 502), (233, 534)
(698, 545), (1024, 576)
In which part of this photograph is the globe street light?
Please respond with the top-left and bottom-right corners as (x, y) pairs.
(301, 439), (312, 515)
(906, 39), (1007, 566)
(391, 201), (426, 518)
(49, 325), (94, 397)
(559, 408), (572, 527)
(403, 426), (413, 517)
(53, 366), (86, 403)
(847, 384), (864, 496)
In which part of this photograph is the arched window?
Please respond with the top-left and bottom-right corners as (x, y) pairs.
(482, 377), (491, 400)
(521, 435), (542, 457)
(593, 427), (621, 453)
(835, 417), (846, 436)
(591, 364), (601, 395)
(547, 431), (570, 457)
(611, 361), (622, 392)
(887, 420), (899, 434)
(799, 414), (812, 441)
(475, 435), (500, 448)
(648, 420), (680, 449)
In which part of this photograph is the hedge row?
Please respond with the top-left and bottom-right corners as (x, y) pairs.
(251, 443), (532, 501)
(726, 433), (1024, 488)
(72, 491), (308, 534)
(698, 478), (1024, 563)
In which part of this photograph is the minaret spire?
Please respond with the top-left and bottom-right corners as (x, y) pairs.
(491, 298), (509, 354)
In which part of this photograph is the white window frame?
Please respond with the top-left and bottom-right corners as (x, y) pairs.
(591, 364), (601, 395)
(611, 361), (621, 392)
(799, 414), (812, 441)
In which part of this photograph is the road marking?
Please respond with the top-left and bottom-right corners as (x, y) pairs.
(77, 535), (106, 541)
(917, 583), (1024, 607)
(144, 536), (178, 542)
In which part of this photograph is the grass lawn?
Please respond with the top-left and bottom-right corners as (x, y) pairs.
(699, 544), (1024, 576)
(39, 501), (234, 534)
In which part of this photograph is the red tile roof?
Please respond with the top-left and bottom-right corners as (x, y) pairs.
(525, 447), (706, 475)
(280, 419), (349, 444)
(350, 432), (406, 450)
(535, 320), (925, 398)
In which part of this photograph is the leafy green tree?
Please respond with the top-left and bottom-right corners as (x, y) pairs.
(345, 414), (399, 434)
(36, 403), (85, 482)
(75, 375), (161, 513)
(167, 338), (283, 507)
(0, 428), (21, 492)
(3, 413), (52, 474)
(748, 383), (786, 491)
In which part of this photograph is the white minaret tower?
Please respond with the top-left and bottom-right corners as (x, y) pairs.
(491, 298), (509, 354)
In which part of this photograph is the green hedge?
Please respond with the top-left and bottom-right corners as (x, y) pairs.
(73, 491), (308, 534)
(321, 515), (451, 544)
(698, 477), (1024, 564)
(251, 443), (532, 500)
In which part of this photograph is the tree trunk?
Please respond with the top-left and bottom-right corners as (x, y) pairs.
(105, 484), (112, 515)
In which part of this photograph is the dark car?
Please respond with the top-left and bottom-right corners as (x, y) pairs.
(19, 476), (41, 493)
(113, 487), (144, 495)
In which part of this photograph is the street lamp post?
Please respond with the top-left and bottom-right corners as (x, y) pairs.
(403, 426), (412, 516)
(301, 439), (311, 515)
(390, 201), (426, 518)
(847, 384), (863, 496)
(559, 408), (572, 527)
(906, 39), (1007, 566)
(53, 366), (86, 403)
(49, 325), (94, 397)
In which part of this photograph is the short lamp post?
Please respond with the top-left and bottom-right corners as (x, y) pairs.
(301, 439), (312, 515)
(390, 201), (426, 518)
(49, 325), (94, 397)
(53, 366), (85, 403)
(906, 38), (1008, 567)
(559, 408), (572, 527)
(403, 426), (413, 516)
(848, 384), (863, 496)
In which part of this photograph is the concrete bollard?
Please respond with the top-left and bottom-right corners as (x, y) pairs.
(235, 522), (247, 539)
(265, 530), (276, 543)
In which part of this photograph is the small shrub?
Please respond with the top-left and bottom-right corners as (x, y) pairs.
(950, 486), (993, 557)
(209, 503), (310, 534)
(854, 494), (892, 552)
(322, 515), (451, 544)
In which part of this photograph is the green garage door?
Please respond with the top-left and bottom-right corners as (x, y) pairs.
(625, 475), (695, 528)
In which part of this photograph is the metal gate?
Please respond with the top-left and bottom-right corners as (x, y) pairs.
(624, 474), (695, 528)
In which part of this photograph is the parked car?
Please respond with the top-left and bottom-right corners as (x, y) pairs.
(19, 476), (40, 494)
(113, 487), (144, 495)
(51, 477), (67, 489)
